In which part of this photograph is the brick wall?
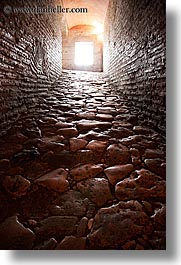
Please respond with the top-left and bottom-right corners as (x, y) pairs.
(104, 0), (166, 133)
(63, 25), (103, 72)
(0, 0), (64, 135)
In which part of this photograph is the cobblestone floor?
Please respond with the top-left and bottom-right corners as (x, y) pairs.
(0, 70), (166, 250)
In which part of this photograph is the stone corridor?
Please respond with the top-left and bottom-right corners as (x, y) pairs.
(0, 71), (166, 250)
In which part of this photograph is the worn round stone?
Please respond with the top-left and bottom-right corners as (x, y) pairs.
(76, 120), (112, 132)
(104, 143), (131, 166)
(57, 128), (78, 138)
(88, 201), (151, 249)
(104, 164), (134, 185)
(109, 127), (133, 139)
(135, 244), (145, 250)
(78, 130), (110, 141)
(50, 190), (89, 217)
(0, 215), (35, 249)
(70, 164), (103, 181)
(55, 236), (86, 250)
(37, 139), (65, 153)
(144, 149), (165, 159)
(69, 138), (88, 152)
(112, 121), (133, 129)
(34, 168), (69, 193)
(96, 114), (113, 121)
(75, 149), (100, 165)
(55, 121), (73, 128)
(41, 117), (58, 124)
(24, 126), (42, 138)
(34, 238), (57, 250)
(41, 135), (65, 144)
(77, 217), (88, 237)
(121, 135), (157, 149)
(115, 169), (166, 201)
(77, 178), (113, 207)
(76, 112), (96, 120)
(120, 135), (144, 146)
(133, 126), (155, 135)
(97, 106), (116, 115)
(122, 240), (136, 250)
(36, 216), (78, 242)
(1, 175), (31, 198)
(144, 159), (166, 179)
(86, 140), (108, 153)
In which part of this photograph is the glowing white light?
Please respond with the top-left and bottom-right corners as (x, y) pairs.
(75, 42), (94, 66)
(93, 22), (104, 34)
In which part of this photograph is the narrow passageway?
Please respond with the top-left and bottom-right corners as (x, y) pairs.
(0, 0), (166, 250)
(0, 70), (166, 250)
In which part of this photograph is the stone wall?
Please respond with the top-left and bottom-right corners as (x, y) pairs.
(104, 0), (166, 133)
(63, 25), (103, 72)
(0, 0), (64, 135)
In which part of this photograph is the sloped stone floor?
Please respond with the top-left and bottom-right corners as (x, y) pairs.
(0, 70), (166, 250)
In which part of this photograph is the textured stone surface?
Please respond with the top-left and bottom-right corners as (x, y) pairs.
(0, 159), (11, 172)
(130, 148), (141, 165)
(104, 164), (134, 185)
(55, 236), (86, 250)
(0, 216), (35, 249)
(0, 70), (166, 250)
(70, 164), (103, 181)
(76, 120), (112, 132)
(50, 190), (89, 217)
(34, 238), (57, 250)
(1, 175), (31, 198)
(104, 144), (131, 166)
(36, 216), (78, 241)
(86, 140), (108, 153)
(109, 127), (133, 139)
(34, 168), (69, 193)
(88, 201), (151, 249)
(77, 178), (113, 207)
(144, 159), (166, 179)
(0, 143), (22, 159)
(57, 128), (78, 138)
(96, 114), (113, 121)
(115, 169), (166, 201)
(77, 217), (89, 237)
(69, 138), (88, 152)
(37, 139), (65, 153)
(133, 126), (155, 135)
(5, 133), (28, 144)
(144, 149), (165, 159)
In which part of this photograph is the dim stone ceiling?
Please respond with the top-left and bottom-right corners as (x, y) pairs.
(62, 0), (109, 30)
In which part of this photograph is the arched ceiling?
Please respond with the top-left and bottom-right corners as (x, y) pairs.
(62, 0), (109, 31)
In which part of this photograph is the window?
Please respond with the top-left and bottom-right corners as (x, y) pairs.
(75, 42), (94, 66)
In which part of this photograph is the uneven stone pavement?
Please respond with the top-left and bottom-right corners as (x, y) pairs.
(0, 70), (166, 250)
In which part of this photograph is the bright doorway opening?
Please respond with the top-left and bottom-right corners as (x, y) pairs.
(75, 42), (94, 66)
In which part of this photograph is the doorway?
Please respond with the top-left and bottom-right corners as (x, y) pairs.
(75, 42), (94, 66)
